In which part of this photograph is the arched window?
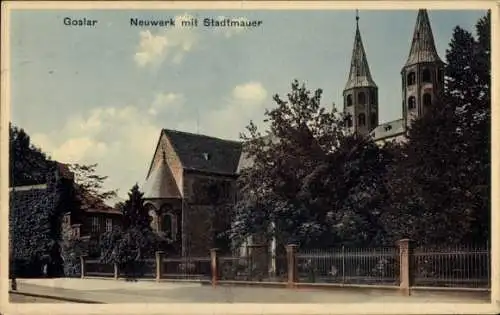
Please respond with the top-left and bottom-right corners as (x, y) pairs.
(423, 93), (432, 107)
(346, 94), (353, 106)
(407, 72), (416, 86)
(162, 213), (176, 240)
(438, 69), (444, 83)
(358, 92), (366, 105)
(358, 113), (366, 126)
(163, 215), (171, 234)
(346, 115), (353, 128)
(422, 69), (432, 83)
(369, 90), (376, 105)
(145, 203), (158, 231)
(408, 96), (416, 110)
(370, 113), (377, 126)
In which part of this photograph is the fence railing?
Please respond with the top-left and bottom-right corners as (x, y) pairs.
(162, 256), (211, 280)
(296, 247), (399, 285)
(412, 245), (490, 288)
(79, 240), (490, 295)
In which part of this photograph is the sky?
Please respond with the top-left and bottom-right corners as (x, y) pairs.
(9, 9), (486, 199)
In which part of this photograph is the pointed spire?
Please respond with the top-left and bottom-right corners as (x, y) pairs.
(404, 9), (443, 67)
(345, 10), (377, 91)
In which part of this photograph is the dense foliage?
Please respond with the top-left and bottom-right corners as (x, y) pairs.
(99, 184), (168, 277)
(9, 124), (56, 186)
(9, 124), (63, 277)
(231, 12), (491, 249)
(381, 11), (491, 246)
(231, 81), (395, 249)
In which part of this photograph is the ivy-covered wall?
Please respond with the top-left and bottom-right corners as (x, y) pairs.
(9, 170), (73, 277)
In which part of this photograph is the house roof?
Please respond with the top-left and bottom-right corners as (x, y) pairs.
(143, 155), (181, 199)
(236, 134), (279, 174)
(163, 129), (243, 175)
(370, 119), (406, 141)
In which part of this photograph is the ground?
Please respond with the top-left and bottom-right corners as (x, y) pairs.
(9, 293), (67, 303)
(7, 278), (491, 304)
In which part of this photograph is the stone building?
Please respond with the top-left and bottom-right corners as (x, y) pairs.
(142, 129), (242, 256)
(141, 9), (444, 258)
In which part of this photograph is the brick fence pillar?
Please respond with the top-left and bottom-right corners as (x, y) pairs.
(80, 255), (87, 279)
(156, 251), (164, 282)
(286, 244), (298, 288)
(210, 248), (219, 287)
(397, 239), (413, 296)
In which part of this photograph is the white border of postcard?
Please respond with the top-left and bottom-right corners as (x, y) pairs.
(1, 1), (499, 314)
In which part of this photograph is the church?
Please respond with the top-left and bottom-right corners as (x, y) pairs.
(141, 9), (445, 256)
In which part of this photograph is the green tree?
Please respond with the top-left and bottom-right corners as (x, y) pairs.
(9, 123), (56, 186)
(69, 163), (118, 211)
(381, 12), (491, 246)
(99, 184), (166, 278)
(232, 80), (394, 249)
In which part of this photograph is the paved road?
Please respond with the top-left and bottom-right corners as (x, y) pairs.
(10, 293), (69, 303)
(10, 278), (491, 304)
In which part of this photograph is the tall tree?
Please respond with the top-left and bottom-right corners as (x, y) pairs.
(232, 80), (393, 249)
(9, 123), (55, 186)
(99, 184), (165, 277)
(121, 184), (151, 231)
(382, 12), (491, 246)
(69, 163), (118, 211)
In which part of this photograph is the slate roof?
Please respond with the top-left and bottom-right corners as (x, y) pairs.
(344, 14), (377, 91)
(163, 129), (243, 176)
(370, 119), (406, 141)
(143, 157), (181, 199)
(404, 9), (444, 67)
(236, 134), (279, 174)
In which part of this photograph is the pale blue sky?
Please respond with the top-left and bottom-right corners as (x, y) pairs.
(10, 9), (486, 198)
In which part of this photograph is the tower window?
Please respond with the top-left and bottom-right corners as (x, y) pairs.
(346, 115), (353, 128)
(358, 113), (366, 126)
(358, 92), (366, 105)
(369, 90), (376, 105)
(346, 94), (353, 106)
(423, 93), (432, 107)
(407, 72), (416, 86)
(422, 69), (431, 83)
(438, 69), (444, 83)
(408, 96), (416, 110)
(370, 113), (377, 126)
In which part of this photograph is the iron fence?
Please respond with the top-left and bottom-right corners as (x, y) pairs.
(218, 255), (254, 281)
(272, 255), (288, 282)
(162, 257), (211, 280)
(297, 247), (400, 285)
(79, 243), (491, 290)
(412, 245), (490, 288)
(85, 259), (114, 277)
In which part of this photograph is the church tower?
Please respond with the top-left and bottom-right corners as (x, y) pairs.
(401, 9), (445, 128)
(343, 10), (379, 136)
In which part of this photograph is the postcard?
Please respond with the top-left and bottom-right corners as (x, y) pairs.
(1, 1), (498, 314)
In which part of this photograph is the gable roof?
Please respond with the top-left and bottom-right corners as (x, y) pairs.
(163, 129), (243, 176)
